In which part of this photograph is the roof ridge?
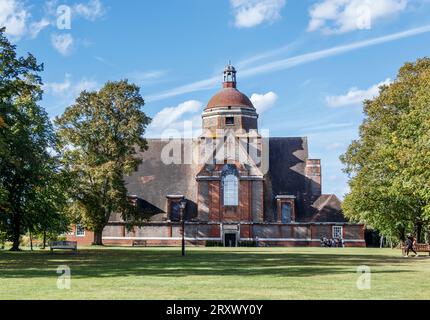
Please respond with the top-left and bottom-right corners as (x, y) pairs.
(317, 194), (333, 211)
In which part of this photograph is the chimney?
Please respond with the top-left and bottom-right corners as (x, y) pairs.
(305, 159), (321, 197)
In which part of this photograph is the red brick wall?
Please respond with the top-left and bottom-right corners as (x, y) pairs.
(66, 225), (94, 245)
(209, 181), (220, 221)
(239, 180), (251, 221)
(65, 223), (366, 247)
(240, 224), (252, 238)
(208, 179), (253, 223)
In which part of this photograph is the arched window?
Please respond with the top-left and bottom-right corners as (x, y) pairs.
(223, 174), (238, 206)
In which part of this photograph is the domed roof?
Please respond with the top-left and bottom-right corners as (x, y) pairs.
(206, 87), (254, 110)
(205, 63), (254, 110)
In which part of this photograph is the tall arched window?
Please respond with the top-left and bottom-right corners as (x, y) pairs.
(223, 174), (238, 206)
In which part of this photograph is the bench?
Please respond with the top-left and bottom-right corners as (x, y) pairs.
(401, 243), (430, 256)
(132, 240), (147, 247)
(50, 241), (77, 253)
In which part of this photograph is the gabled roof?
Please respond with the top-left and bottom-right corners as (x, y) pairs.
(310, 194), (348, 223)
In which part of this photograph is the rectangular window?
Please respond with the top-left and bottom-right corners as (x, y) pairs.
(281, 203), (292, 223)
(223, 175), (239, 206)
(332, 226), (343, 239)
(225, 117), (234, 125)
(76, 224), (85, 237)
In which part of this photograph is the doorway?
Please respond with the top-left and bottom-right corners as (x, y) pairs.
(224, 233), (237, 247)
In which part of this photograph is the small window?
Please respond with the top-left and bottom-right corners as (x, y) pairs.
(332, 226), (343, 239)
(170, 202), (181, 222)
(225, 117), (234, 125)
(76, 224), (85, 237)
(281, 203), (292, 223)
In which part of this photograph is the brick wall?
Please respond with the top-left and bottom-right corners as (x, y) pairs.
(66, 225), (94, 245)
(67, 222), (365, 247)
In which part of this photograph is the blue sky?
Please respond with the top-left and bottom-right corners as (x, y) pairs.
(3, 0), (430, 198)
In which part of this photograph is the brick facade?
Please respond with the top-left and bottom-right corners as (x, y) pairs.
(67, 222), (365, 247)
(67, 65), (366, 248)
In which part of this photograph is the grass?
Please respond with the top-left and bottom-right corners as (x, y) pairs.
(0, 246), (429, 300)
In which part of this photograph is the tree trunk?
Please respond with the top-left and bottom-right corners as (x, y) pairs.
(29, 230), (33, 251)
(93, 228), (103, 246)
(10, 212), (21, 251)
(42, 230), (47, 250)
(399, 228), (406, 242)
(427, 228), (430, 245)
(415, 220), (423, 243)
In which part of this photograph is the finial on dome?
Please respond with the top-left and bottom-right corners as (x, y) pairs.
(223, 62), (236, 88)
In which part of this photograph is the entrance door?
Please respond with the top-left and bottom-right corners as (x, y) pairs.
(224, 233), (237, 247)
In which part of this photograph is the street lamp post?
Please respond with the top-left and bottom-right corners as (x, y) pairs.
(179, 199), (187, 256)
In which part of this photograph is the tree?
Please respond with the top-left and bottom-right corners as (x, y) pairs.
(55, 80), (151, 245)
(0, 27), (66, 251)
(341, 58), (430, 242)
(26, 159), (71, 249)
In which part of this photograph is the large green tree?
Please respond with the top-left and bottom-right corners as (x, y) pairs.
(55, 80), (151, 245)
(0, 27), (66, 251)
(341, 58), (430, 242)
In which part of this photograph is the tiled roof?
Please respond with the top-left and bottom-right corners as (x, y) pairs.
(310, 194), (348, 223)
(206, 87), (254, 110)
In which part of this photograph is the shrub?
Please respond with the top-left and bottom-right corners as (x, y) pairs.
(205, 240), (223, 247)
(239, 240), (256, 247)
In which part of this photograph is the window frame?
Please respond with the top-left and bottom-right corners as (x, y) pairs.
(225, 116), (235, 126)
(281, 203), (292, 223)
(75, 224), (86, 237)
(332, 226), (343, 239)
(223, 174), (239, 206)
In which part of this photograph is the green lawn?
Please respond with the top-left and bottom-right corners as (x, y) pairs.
(0, 246), (429, 300)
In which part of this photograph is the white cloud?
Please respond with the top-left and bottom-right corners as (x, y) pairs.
(75, 79), (98, 92)
(146, 25), (430, 102)
(231, 0), (286, 28)
(44, 73), (98, 98)
(74, 0), (105, 21)
(308, 0), (408, 34)
(44, 73), (72, 95)
(51, 33), (74, 56)
(250, 91), (278, 114)
(0, 0), (28, 38)
(43, 74), (99, 114)
(326, 78), (392, 107)
(149, 100), (203, 132)
(0, 0), (105, 41)
(146, 77), (219, 102)
(29, 18), (50, 38)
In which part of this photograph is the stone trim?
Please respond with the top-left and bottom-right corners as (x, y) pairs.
(102, 236), (365, 243)
(103, 236), (222, 241)
(196, 176), (264, 181)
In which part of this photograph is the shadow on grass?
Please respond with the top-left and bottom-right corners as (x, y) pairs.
(0, 248), (411, 279)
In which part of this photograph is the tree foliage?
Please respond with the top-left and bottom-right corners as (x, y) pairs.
(0, 27), (67, 250)
(341, 58), (430, 242)
(55, 80), (151, 245)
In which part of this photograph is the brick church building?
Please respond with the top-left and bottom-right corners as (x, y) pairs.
(68, 64), (365, 247)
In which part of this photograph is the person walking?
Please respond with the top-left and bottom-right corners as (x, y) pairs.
(404, 234), (418, 257)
